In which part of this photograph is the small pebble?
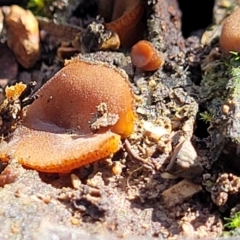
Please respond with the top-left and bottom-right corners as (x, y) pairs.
(71, 173), (81, 189)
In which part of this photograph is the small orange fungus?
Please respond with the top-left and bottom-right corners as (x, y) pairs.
(130, 40), (164, 71)
(219, 7), (240, 53)
(0, 58), (136, 173)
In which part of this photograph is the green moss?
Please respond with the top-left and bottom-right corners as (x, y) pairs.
(199, 111), (214, 123)
(224, 212), (240, 229)
(222, 211), (240, 237)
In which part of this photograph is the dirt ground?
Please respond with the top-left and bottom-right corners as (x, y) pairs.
(1, 0), (240, 239)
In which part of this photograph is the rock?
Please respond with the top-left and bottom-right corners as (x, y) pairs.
(162, 179), (202, 207)
(143, 121), (170, 142)
(166, 139), (203, 179)
(4, 5), (40, 69)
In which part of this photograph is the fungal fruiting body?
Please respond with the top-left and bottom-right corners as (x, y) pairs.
(105, 2), (144, 48)
(130, 40), (164, 71)
(219, 7), (240, 53)
(0, 58), (136, 173)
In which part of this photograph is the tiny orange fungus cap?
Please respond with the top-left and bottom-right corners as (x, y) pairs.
(130, 40), (164, 71)
(0, 58), (136, 173)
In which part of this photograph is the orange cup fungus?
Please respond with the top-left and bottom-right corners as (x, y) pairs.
(105, 2), (145, 48)
(0, 58), (136, 173)
(130, 40), (164, 71)
(219, 7), (240, 53)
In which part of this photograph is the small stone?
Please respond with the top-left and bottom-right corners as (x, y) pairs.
(162, 179), (202, 207)
(166, 139), (203, 179)
(160, 172), (178, 179)
(70, 174), (81, 189)
(143, 121), (169, 142)
(112, 161), (123, 175)
(222, 104), (230, 115)
(211, 191), (228, 206)
(70, 216), (81, 225)
(4, 5), (40, 69)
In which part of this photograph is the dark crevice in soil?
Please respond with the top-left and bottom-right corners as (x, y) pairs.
(177, 0), (215, 38)
(194, 117), (210, 139)
(71, 0), (98, 18)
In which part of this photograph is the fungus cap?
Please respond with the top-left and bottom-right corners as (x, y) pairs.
(0, 58), (136, 173)
(130, 40), (164, 71)
(219, 7), (240, 53)
(105, 2), (144, 48)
